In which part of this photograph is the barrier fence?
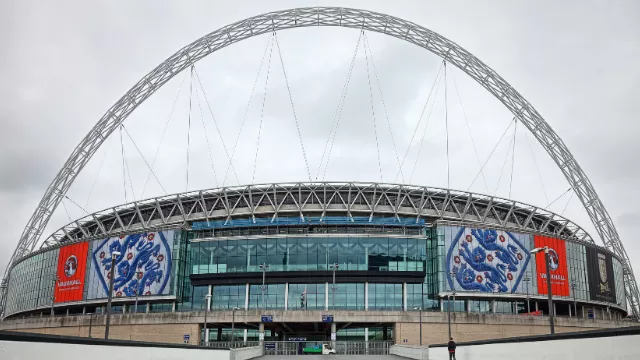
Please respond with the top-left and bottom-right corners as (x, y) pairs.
(202, 341), (392, 355)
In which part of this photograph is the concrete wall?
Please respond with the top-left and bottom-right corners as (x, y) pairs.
(429, 328), (640, 360)
(390, 345), (429, 360)
(230, 346), (263, 360)
(394, 320), (597, 345)
(1, 310), (630, 346)
(0, 333), (227, 360)
(9, 322), (201, 344)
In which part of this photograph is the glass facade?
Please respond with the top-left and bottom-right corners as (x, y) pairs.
(188, 236), (426, 274)
(2, 222), (629, 319)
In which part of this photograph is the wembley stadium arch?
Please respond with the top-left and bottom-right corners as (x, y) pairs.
(1, 6), (638, 320)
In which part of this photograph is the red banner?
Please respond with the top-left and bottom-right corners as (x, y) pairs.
(533, 235), (569, 296)
(54, 242), (89, 303)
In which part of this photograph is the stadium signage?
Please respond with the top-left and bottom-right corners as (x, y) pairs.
(586, 248), (616, 303)
(54, 242), (89, 303)
(533, 235), (570, 296)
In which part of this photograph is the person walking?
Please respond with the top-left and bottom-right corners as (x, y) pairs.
(447, 337), (457, 360)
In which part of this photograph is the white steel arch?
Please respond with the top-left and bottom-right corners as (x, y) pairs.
(1, 7), (637, 317)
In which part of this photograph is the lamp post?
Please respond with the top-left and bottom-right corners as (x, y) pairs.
(446, 292), (456, 339)
(50, 275), (58, 316)
(231, 306), (240, 347)
(523, 275), (531, 314)
(259, 263), (269, 309)
(88, 313), (93, 338)
(104, 251), (121, 340)
(531, 246), (554, 334)
(134, 287), (139, 314)
(446, 271), (456, 339)
(330, 263), (339, 307)
(414, 307), (422, 346)
(570, 282), (577, 317)
(204, 294), (212, 346)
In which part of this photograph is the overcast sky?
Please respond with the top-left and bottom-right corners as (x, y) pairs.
(1, 1), (639, 301)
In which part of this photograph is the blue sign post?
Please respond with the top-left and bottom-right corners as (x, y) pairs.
(261, 315), (273, 323)
(183, 334), (190, 344)
(322, 315), (334, 323)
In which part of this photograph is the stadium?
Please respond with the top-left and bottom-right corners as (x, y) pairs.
(0, 7), (637, 349)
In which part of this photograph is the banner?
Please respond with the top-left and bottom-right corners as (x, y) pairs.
(444, 226), (533, 294)
(533, 235), (569, 296)
(86, 230), (175, 300)
(586, 247), (616, 303)
(54, 242), (89, 303)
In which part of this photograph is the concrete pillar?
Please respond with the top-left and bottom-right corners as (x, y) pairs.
(207, 285), (212, 311)
(243, 329), (248, 343)
(284, 283), (289, 310)
(82, 307), (86, 315)
(172, 302), (176, 312)
(146, 303), (150, 313)
(402, 283), (407, 311)
(325, 282), (329, 311)
(259, 322), (265, 346)
(365, 282), (369, 310)
(331, 322), (337, 348)
(466, 300), (471, 314)
(365, 327), (369, 353)
(535, 301), (539, 313)
(491, 300), (496, 313)
(245, 283), (250, 310)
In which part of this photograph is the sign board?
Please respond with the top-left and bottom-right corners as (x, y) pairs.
(330, 333), (336, 341)
(588, 308), (595, 319)
(259, 332), (265, 340)
(183, 334), (190, 344)
(288, 337), (307, 341)
(586, 247), (617, 303)
(55, 242), (89, 303)
(322, 315), (334, 323)
(261, 315), (273, 323)
(265, 343), (276, 349)
(533, 235), (570, 296)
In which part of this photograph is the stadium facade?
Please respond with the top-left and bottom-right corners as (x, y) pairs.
(0, 183), (631, 344)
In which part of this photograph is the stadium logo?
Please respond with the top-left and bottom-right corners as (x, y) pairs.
(446, 227), (531, 294)
(64, 255), (78, 278)
(548, 248), (560, 271)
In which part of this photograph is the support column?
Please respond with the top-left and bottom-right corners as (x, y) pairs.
(569, 303), (572, 317)
(245, 283), (250, 310)
(491, 300), (496, 313)
(365, 327), (369, 354)
(402, 282), (407, 311)
(365, 282), (369, 311)
(325, 282), (329, 311)
(284, 283), (289, 310)
(207, 285), (212, 310)
(243, 329), (248, 343)
(259, 322), (265, 346)
(331, 322), (337, 348)
(146, 303), (150, 313)
(466, 299), (471, 314)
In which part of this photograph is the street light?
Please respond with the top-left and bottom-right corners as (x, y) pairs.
(50, 275), (58, 316)
(446, 271), (455, 339)
(133, 286), (140, 314)
(88, 313), (94, 338)
(330, 263), (339, 307)
(570, 282), (577, 317)
(530, 246), (554, 334)
(413, 307), (422, 346)
(446, 291), (456, 339)
(259, 263), (269, 309)
(104, 251), (121, 340)
(523, 275), (531, 314)
(231, 306), (240, 346)
(204, 294), (212, 346)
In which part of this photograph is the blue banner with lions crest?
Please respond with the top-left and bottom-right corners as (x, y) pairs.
(444, 226), (535, 294)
